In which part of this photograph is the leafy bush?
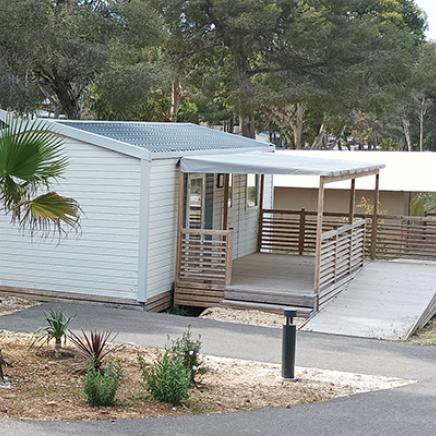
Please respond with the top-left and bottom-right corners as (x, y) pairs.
(139, 351), (190, 406)
(84, 361), (122, 407)
(169, 327), (202, 385)
(32, 309), (73, 352)
(70, 330), (119, 371)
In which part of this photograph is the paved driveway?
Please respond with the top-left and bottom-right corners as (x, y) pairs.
(0, 302), (435, 435)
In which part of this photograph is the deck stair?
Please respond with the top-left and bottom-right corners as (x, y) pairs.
(223, 288), (316, 317)
(221, 298), (313, 317)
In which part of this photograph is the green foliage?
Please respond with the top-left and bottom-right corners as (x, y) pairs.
(169, 327), (202, 385)
(410, 193), (436, 216)
(139, 351), (190, 406)
(0, 118), (81, 234)
(70, 330), (119, 372)
(32, 309), (73, 351)
(0, 0), (164, 118)
(84, 361), (122, 407)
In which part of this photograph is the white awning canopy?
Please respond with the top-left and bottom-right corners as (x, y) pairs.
(180, 151), (384, 179)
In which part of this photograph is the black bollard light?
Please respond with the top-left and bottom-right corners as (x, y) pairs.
(282, 308), (297, 380)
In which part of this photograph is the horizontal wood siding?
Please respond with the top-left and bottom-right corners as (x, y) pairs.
(0, 138), (141, 300)
(146, 158), (179, 298)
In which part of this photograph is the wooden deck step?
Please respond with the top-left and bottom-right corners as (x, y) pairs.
(224, 288), (317, 308)
(221, 299), (313, 317)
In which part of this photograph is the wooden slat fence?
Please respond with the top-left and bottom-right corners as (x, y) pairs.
(318, 219), (367, 306)
(260, 209), (436, 261)
(376, 215), (436, 259)
(177, 228), (233, 285)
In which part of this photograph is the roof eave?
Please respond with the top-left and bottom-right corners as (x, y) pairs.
(46, 120), (151, 160)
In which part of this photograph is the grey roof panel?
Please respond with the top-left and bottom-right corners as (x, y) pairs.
(56, 121), (269, 153)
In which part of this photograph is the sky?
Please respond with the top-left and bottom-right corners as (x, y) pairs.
(416, 0), (436, 40)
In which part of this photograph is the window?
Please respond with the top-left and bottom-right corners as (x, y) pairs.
(246, 174), (259, 208)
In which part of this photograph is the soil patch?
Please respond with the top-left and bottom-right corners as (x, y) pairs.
(0, 331), (412, 421)
(200, 307), (306, 329)
(0, 296), (37, 316)
(410, 316), (436, 345)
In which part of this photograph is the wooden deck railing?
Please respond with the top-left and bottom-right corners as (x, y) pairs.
(317, 218), (367, 306)
(259, 209), (355, 255)
(176, 228), (233, 285)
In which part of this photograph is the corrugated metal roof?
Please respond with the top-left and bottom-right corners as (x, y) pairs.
(56, 121), (269, 153)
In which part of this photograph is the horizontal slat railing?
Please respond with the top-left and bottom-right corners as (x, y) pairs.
(177, 228), (233, 285)
(318, 218), (368, 306)
(260, 209), (365, 255)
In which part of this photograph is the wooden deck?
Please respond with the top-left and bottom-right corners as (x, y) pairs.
(303, 259), (436, 340)
(223, 253), (317, 314)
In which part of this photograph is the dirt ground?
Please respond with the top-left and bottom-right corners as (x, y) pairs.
(410, 317), (436, 345)
(200, 307), (306, 329)
(0, 296), (37, 316)
(0, 331), (411, 421)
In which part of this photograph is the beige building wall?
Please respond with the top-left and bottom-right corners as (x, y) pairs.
(274, 187), (410, 216)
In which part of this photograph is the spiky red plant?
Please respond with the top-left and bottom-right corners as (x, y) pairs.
(69, 330), (119, 371)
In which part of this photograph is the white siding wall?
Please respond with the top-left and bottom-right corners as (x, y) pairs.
(146, 158), (179, 298)
(0, 138), (141, 301)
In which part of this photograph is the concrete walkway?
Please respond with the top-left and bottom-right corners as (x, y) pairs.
(0, 302), (435, 435)
(304, 260), (436, 340)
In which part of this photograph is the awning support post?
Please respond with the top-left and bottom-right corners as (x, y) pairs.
(349, 178), (356, 224)
(370, 172), (380, 259)
(223, 174), (230, 230)
(257, 174), (265, 252)
(314, 178), (325, 308)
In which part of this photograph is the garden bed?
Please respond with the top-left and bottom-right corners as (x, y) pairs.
(0, 330), (412, 421)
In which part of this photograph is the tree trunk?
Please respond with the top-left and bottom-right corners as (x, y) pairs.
(234, 51), (255, 138)
(239, 112), (256, 138)
(292, 103), (305, 149)
(402, 114), (413, 151)
(311, 120), (327, 149)
(419, 108), (424, 152)
(170, 79), (182, 122)
(52, 76), (81, 119)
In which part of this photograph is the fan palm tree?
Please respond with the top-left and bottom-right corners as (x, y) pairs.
(0, 117), (80, 234)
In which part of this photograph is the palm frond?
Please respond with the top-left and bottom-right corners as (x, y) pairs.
(0, 116), (81, 234)
(16, 192), (81, 234)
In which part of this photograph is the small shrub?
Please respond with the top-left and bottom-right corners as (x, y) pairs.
(32, 309), (73, 352)
(84, 360), (122, 407)
(169, 327), (202, 385)
(139, 351), (190, 406)
(70, 330), (119, 371)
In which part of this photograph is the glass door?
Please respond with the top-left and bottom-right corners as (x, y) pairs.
(187, 175), (205, 229)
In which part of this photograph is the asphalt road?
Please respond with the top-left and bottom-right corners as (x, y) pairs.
(0, 302), (435, 436)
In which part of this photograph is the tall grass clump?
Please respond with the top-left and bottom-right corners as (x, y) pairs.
(139, 351), (190, 406)
(84, 360), (122, 407)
